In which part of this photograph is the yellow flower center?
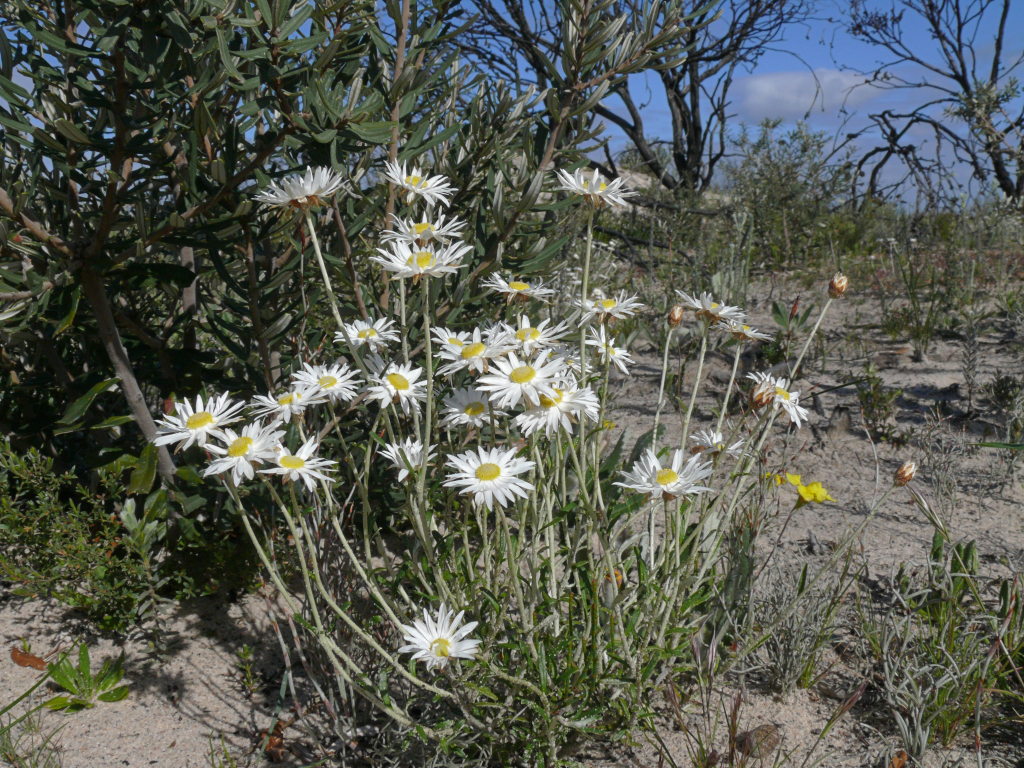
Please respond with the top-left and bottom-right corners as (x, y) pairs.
(656, 468), (679, 486)
(583, 180), (608, 192)
(538, 388), (564, 408)
(464, 401), (486, 417)
(742, 324), (751, 331)
(598, 298), (617, 310)
(227, 436), (253, 458)
(413, 222), (433, 235)
(318, 375), (338, 389)
(775, 386), (790, 401)
(509, 281), (530, 291)
(510, 365), (536, 384)
(357, 328), (377, 339)
(406, 251), (434, 270)
(516, 327), (541, 342)
(462, 342), (486, 359)
(475, 462), (501, 481)
(387, 373), (410, 391)
(711, 302), (719, 308)
(405, 174), (424, 188)
(448, 337), (463, 346)
(280, 455), (305, 469)
(430, 637), (452, 658)
(186, 411), (214, 430)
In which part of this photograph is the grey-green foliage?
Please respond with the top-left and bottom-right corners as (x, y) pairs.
(45, 644), (129, 713)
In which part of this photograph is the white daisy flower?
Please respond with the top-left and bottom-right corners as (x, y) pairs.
(399, 603), (481, 672)
(549, 343), (583, 376)
(380, 438), (436, 482)
(746, 372), (810, 429)
(437, 327), (513, 376)
(336, 317), (399, 353)
(554, 167), (635, 208)
(585, 326), (632, 375)
(689, 428), (744, 459)
(505, 315), (570, 356)
(514, 382), (599, 438)
(291, 362), (362, 404)
(475, 350), (565, 409)
(577, 290), (645, 324)
(366, 361), (427, 415)
(722, 319), (772, 342)
(432, 326), (472, 350)
(615, 448), (713, 500)
(260, 437), (336, 491)
(204, 420), (284, 486)
(381, 212), (465, 246)
(372, 240), (470, 282)
(253, 166), (345, 210)
(676, 291), (745, 325)
(440, 387), (506, 429)
(482, 274), (555, 304)
(444, 446), (535, 510)
(382, 160), (454, 207)
(250, 382), (327, 423)
(154, 393), (245, 451)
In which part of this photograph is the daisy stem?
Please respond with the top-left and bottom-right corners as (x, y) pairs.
(578, 206), (595, 497)
(715, 342), (743, 434)
(790, 297), (833, 380)
(593, 358), (612, 511)
(652, 324), (674, 442)
(417, 278), (434, 512)
(680, 324), (709, 453)
(399, 279), (410, 364)
(304, 210), (344, 329)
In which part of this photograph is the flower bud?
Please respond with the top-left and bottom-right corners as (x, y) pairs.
(668, 305), (684, 328)
(894, 460), (917, 487)
(749, 379), (775, 410)
(828, 271), (849, 299)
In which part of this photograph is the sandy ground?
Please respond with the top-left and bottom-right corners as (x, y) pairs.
(3, 276), (1024, 767)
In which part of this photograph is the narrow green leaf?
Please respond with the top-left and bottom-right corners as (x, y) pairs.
(58, 379), (117, 425)
(128, 444), (158, 495)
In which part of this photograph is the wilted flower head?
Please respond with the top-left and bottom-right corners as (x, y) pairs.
(828, 271), (849, 299)
(253, 166), (345, 210)
(383, 160), (454, 207)
(554, 168), (634, 208)
(380, 438), (436, 482)
(676, 291), (745, 325)
(894, 460), (918, 487)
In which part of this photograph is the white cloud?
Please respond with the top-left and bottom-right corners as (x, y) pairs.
(732, 68), (880, 122)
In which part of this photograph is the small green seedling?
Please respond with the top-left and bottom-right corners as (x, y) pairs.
(45, 644), (129, 712)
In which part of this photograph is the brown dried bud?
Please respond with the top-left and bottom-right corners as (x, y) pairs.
(828, 271), (849, 299)
(894, 460), (918, 487)
(668, 305), (684, 327)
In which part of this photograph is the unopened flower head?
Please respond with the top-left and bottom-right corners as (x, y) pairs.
(506, 315), (570, 356)
(444, 446), (536, 510)
(440, 387), (506, 429)
(475, 349), (565, 409)
(381, 212), (465, 247)
(337, 317), (399, 354)
(250, 382), (327, 423)
(585, 325), (632, 375)
(204, 420), (284, 486)
(668, 305), (685, 328)
(689, 428), (744, 459)
(380, 438), (436, 482)
(615, 448), (713, 500)
(383, 160), (454, 207)
(372, 240), (470, 282)
(554, 168), (635, 208)
(366, 361), (427, 415)
(514, 381), (599, 438)
(154, 393), (245, 451)
(894, 460), (918, 487)
(399, 603), (481, 672)
(260, 437), (336, 491)
(253, 166), (345, 210)
(722, 319), (772, 342)
(437, 327), (513, 376)
(291, 362), (362, 404)
(828, 271), (849, 299)
(482, 274), (554, 304)
(676, 291), (745, 325)
(578, 290), (644, 324)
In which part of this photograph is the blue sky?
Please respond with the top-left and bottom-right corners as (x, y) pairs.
(598, 2), (1024, 197)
